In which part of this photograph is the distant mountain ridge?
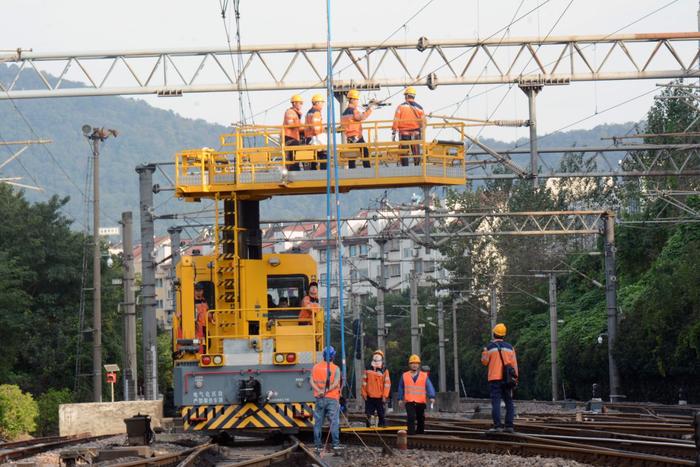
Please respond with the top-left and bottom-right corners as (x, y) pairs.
(1, 64), (638, 234)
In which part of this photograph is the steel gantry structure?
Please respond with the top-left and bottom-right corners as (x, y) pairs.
(1, 32), (700, 99)
(260, 208), (622, 401)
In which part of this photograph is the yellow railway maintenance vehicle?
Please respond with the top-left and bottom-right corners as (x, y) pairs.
(171, 116), (466, 433)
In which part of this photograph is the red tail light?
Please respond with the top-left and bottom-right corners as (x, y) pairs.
(286, 353), (296, 363)
(201, 355), (212, 365)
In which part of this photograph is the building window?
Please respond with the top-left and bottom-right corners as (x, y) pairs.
(156, 278), (163, 287)
(388, 264), (400, 277)
(319, 249), (326, 262)
(349, 245), (357, 257)
(156, 299), (163, 309)
(359, 244), (368, 256)
(388, 239), (400, 252)
(403, 248), (412, 258)
(350, 269), (358, 281)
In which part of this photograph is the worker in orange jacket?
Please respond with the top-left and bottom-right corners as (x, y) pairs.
(283, 94), (304, 171)
(340, 89), (373, 169)
(481, 323), (519, 433)
(299, 281), (319, 325)
(305, 94), (327, 170)
(398, 354), (436, 435)
(310, 346), (342, 453)
(361, 350), (391, 427)
(194, 283), (213, 353)
(392, 86), (425, 167)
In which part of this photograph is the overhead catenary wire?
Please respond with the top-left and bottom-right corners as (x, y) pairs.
(431, 0), (683, 118)
(249, 0), (439, 121)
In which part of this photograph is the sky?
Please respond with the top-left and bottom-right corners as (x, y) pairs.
(2, 0), (698, 142)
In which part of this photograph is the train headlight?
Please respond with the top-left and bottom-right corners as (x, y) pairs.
(213, 355), (223, 365)
(274, 353), (285, 364)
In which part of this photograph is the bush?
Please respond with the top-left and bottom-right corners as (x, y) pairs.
(0, 384), (38, 440)
(36, 388), (73, 436)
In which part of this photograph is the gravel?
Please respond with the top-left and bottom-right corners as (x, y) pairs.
(333, 447), (595, 467)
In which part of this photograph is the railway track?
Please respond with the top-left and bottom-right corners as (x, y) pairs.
(346, 432), (696, 466)
(109, 435), (328, 467)
(0, 434), (112, 463)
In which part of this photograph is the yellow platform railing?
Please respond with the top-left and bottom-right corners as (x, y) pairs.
(175, 118), (466, 193)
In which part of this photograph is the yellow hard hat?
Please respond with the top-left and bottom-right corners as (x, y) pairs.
(347, 89), (360, 100)
(493, 323), (507, 337)
(408, 354), (421, 364)
(404, 86), (417, 96)
(290, 94), (304, 103)
(373, 349), (385, 358)
(311, 93), (325, 103)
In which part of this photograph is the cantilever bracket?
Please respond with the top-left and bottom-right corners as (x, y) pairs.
(464, 136), (530, 179)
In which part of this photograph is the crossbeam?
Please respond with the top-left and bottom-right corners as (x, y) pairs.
(260, 210), (607, 245)
(1, 32), (698, 99)
(466, 143), (700, 179)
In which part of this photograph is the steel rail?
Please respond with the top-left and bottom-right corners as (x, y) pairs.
(347, 432), (696, 466)
(0, 434), (113, 463)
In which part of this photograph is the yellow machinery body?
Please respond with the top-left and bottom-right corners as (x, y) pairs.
(172, 117), (466, 432)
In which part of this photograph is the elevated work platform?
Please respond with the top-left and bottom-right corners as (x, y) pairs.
(175, 120), (466, 201)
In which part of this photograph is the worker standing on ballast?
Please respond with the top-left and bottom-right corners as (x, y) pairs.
(283, 94), (304, 171)
(361, 350), (391, 427)
(481, 323), (518, 433)
(397, 354), (436, 435)
(310, 346), (342, 454)
(341, 89), (373, 169)
(392, 87), (425, 167)
(305, 94), (327, 170)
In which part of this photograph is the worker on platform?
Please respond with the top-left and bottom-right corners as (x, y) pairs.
(398, 354), (436, 435)
(481, 323), (519, 433)
(310, 346), (342, 454)
(194, 282), (213, 353)
(305, 94), (327, 170)
(299, 281), (320, 325)
(341, 89), (373, 169)
(392, 86), (425, 167)
(361, 349), (391, 427)
(284, 94), (304, 171)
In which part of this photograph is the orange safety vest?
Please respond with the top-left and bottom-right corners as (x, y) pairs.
(392, 101), (424, 133)
(195, 301), (209, 339)
(305, 108), (323, 138)
(402, 370), (428, 403)
(341, 104), (372, 138)
(311, 361), (341, 400)
(362, 368), (391, 399)
(283, 107), (303, 141)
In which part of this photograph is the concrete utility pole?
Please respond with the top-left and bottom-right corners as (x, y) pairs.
(121, 212), (138, 401)
(410, 246), (421, 356)
(548, 273), (559, 401)
(137, 164), (158, 400)
(168, 226), (183, 327)
(451, 300), (460, 395)
(603, 212), (621, 402)
(375, 238), (387, 354)
(489, 286), (498, 330)
(83, 125), (117, 403)
(519, 84), (542, 186)
(437, 298), (446, 393)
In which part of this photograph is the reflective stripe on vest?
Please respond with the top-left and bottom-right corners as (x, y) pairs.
(402, 371), (427, 403)
(312, 362), (340, 400)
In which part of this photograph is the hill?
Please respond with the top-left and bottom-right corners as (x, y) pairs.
(1, 64), (637, 233)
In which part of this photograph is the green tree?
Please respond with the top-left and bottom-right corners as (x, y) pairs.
(35, 388), (73, 436)
(0, 384), (38, 440)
